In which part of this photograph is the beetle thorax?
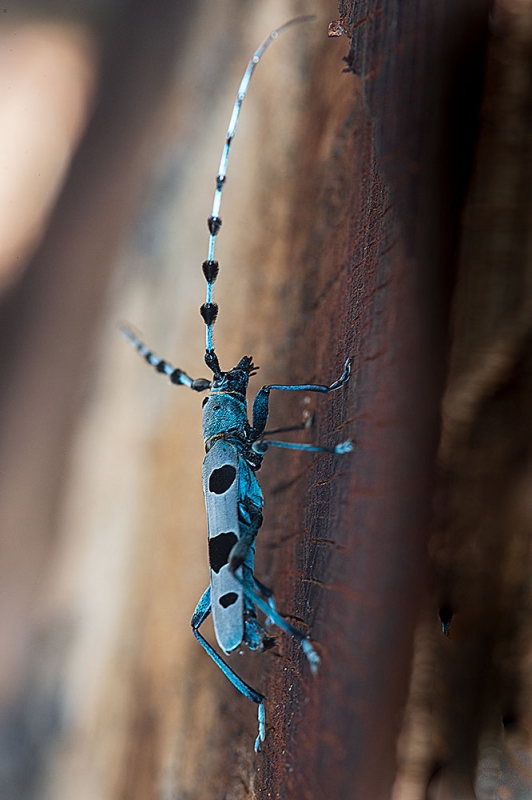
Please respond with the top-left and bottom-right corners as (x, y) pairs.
(202, 392), (249, 441)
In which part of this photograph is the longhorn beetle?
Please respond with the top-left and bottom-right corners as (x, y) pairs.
(121, 16), (352, 751)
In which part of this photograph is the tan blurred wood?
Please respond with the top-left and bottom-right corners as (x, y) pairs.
(0, 19), (97, 290)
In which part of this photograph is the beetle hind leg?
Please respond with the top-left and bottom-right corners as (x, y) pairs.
(253, 575), (277, 625)
(191, 586), (266, 751)
(244, 608), (276, 652)
(228, 498), (263, 573)
(243, 567), (276, 651)
(232, 572), (321, 674)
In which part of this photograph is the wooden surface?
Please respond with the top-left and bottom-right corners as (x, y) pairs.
(2, 1), (532, 799)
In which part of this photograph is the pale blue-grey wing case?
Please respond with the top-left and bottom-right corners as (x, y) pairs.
(202, 439), (244, 653)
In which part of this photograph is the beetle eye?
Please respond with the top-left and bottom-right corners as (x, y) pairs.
(202, 397), (208, 407)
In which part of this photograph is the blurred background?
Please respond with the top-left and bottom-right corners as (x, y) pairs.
(1, 0), (531, 798)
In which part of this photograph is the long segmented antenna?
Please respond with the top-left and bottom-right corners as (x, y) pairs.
(200, 15), (315, 375)
(120, 323), (211, 391)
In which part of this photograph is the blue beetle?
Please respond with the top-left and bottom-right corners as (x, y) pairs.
(122, 17), (352, 751)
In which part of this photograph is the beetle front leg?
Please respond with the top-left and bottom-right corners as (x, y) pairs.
(250, 359), (351, 438)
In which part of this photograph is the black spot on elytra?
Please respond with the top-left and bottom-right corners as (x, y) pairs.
(209, 531), (238, 573)
(219, 592), (238, 608)
(209, 464), (236, 494)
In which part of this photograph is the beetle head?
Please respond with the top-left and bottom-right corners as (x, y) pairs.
(207, 353), (259, 398)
